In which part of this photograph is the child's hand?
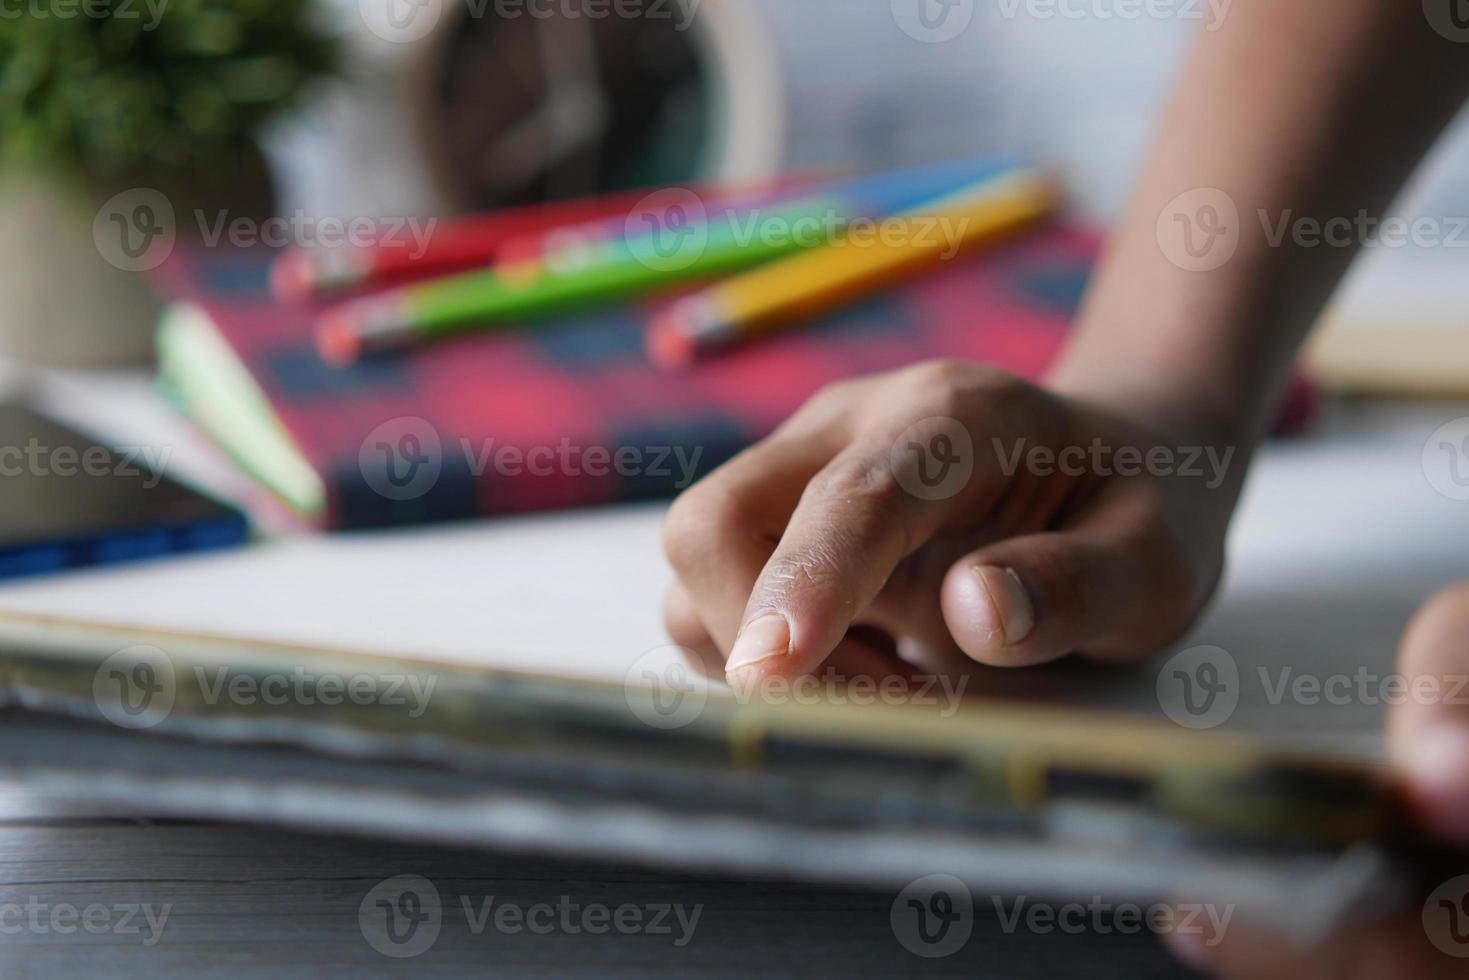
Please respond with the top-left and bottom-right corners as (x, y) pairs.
(661, 360), (1242, 692)
(1165, 583), (1469, 977)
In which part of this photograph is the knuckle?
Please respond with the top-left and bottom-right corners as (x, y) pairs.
(661, 590), (705, 648)
(901, 357), (973, 390)
(900, 358), (1013, 396)
(805, 377), (862, 413)
(892, 359), (1028, 425)
(782, 378), (867, 434)
(661, 485), (730, 570)
(805, 452), (903, 514)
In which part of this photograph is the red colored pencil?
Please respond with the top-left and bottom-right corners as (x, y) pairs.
(271, 178), (819, 304)
(270, 190), (672, 303)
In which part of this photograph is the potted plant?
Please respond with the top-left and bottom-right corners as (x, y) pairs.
(0, 0), (335, 366)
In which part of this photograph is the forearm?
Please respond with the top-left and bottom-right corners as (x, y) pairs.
(1049, 0), (1469, 446)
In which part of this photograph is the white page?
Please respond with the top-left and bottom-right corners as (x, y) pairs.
(4, 369), (1468, 753)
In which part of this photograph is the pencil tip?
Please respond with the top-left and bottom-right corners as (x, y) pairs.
(316, 311), (362, 367)
(646, 311), (697, 371)
(270, 251), (314, 305)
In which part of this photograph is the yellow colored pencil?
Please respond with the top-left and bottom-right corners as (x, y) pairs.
(646, 170), (1059, 369)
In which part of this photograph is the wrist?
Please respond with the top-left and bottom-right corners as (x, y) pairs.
(1044, 337), (1265, 454)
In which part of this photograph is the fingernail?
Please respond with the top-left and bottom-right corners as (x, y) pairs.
(1405, 724), (1469, 844)
(972, 566), (1035, 646)
(725, 613), (792, 679)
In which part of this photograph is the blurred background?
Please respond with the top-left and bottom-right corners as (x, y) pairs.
(3, 0), (1466, 378)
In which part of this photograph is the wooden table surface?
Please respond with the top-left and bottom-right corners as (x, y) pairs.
(0, 788), (1192, 979)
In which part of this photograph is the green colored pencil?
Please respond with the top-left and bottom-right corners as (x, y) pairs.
(313, 158), (1026, 364)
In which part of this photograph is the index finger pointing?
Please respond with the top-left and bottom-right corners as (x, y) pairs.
(724, 425), (974, 691)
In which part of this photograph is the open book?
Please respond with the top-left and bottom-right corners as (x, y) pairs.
(0, 605), (1451, 946)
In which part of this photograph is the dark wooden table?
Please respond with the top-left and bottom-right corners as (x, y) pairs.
(0, 787), (1192, 979)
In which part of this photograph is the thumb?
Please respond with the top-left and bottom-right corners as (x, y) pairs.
(1389, 582), (1469, 847)
(940, 509), (1204, 668)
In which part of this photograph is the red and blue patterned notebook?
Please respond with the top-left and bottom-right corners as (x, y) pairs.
(155, 226), (1301, 531)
